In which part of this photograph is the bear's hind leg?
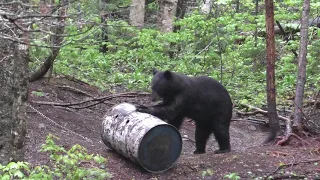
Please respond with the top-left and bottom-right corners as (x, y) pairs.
(194, 124), (212, 154)
(212, 122), (231, 154)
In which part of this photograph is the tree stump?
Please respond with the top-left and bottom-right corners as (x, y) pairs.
(101, 103), (182, 173)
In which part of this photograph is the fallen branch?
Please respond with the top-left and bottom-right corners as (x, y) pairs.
(31, 92), (150, 108)
(231, 118), (268, 125)
(57, 85), (94, 97)
(264, 158), (320, 179)
(267, 174), (306, 180)
(236, 104), (291, 122)
(266, 150), (290, 157)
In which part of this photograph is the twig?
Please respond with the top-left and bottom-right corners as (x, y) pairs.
(231, 118), (268, 125)
(182, 136), (196, 143)
(267, 174), (305, 180)
(56, 85), (94, 98)
(264, 158), (320, 179)
(236, 104), (291, 122)
(0, 54), (13, 63)
(72, 100), (115, 109)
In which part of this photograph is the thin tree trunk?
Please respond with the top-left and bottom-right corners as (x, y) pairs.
(264, 0), (280, 143)
(293, 0), (310, 132)
(235, 0), (240, 13)
(129, 0), (145, 27)
(254, 0), (259, 47)
(201, 0), (213, 14)
(99, 0), (108, 53)
(170, 0), (188, 58)
(158, 0), (178, 32)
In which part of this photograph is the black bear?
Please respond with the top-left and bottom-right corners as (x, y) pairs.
(136, 69), (233, 154)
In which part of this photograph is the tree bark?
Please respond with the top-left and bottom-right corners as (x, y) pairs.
(101, 103), (182, 173)
(99, 0), (108, 53)
(129, 0), (145, 27)
(264, 0), (280, 143)
(200, 0), (213, 14)
(293, 0), (310, 132)
(0, 38), (29, 165)
(158, 0), (178, 32)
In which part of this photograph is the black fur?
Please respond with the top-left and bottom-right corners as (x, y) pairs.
(137, 70), (233, 154)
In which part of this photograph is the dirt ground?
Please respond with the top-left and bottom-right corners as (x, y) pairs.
(25, 77), (320, 180)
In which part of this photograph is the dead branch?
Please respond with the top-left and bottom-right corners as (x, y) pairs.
(30, 92), (150, 108)
(266, 150), (290, 157)
(309, 147), (320, 156)
(304, 100), (320, 108)
(264, 158), (320, 179)
(182, 135), (195, 143)
(235, 109), (260, 116)
(276, 20), (298, 57)
(236, 104), (291, 122)
(72, 100), (115, 110)
(231, 118), (268, 125)
(56, 85), (94, 98)
(267, 174), (306, 180)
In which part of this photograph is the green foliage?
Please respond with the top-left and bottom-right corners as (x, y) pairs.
(201, 169), (214, 177)
(29, 1), (320, 106)
(0, 134), (111, 180)
(31, 90), (46, 97)
(224, 172), (241, 180)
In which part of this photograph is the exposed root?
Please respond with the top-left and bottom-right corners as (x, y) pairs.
(276, 133), (310, 146)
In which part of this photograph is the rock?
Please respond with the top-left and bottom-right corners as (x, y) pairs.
(248, 125), (257, 131)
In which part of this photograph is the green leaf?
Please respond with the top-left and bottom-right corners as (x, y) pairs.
(13, 170), (25, 178)
(31, 91), (46, 97)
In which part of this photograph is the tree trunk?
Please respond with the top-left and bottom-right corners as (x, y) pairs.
(0, 40), (29, 165)
(264, 0), (280, 143)
(158, 0), (178, 32)
(200, 0), (213, 14)
(293, 0), (310, 132)
(235, 0), (240, 13)
(170, 0), (188, 58)
(29, 0), (67, 82)
(99, 0), (108, 53)
(101, 103), (182, 173)
(129, 0), (146, 27)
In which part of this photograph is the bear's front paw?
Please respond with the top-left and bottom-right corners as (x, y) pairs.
(135, 105), (149, 113)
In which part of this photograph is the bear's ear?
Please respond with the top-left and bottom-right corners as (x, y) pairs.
(163, 70), (172, 79)
(152, 68), (158, 75)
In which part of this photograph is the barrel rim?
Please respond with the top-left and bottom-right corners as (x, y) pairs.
(137, 123), (182, 173)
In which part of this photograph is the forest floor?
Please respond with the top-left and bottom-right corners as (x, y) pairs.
(25, 77), (320, 180)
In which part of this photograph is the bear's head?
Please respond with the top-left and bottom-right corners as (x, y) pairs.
(150, 69), (183, 102)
